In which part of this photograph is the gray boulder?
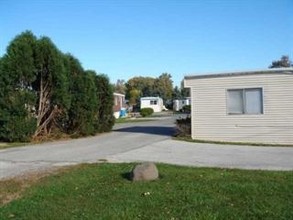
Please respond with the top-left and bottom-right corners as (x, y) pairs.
(131, 162), (159, 181)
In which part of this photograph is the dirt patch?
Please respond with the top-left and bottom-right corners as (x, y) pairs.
(0, 167), (66, 206)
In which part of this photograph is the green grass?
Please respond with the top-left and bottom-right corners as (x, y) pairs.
(0, 142), (28, 150)
(174, 136), (293, 147)
(0, 163), (292, 219)
(115, 118), (155, 123)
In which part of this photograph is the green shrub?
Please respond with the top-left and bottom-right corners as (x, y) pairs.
(176, 116), (191, 137)
(0, 115), (36, 142)
(182, 105), (191, 113)
(140, 108), (154, 117)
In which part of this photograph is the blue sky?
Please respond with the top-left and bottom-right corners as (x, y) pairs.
(0, 0), (292, 86)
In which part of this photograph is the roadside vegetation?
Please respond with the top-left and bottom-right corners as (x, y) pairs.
(0, 31), (114, 143)
(0, 163), (292, 219)
(140, 107), (154, 117)
(175, 115), (191, 137)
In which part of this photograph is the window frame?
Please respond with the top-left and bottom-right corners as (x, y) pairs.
(226, 88), (264, 115)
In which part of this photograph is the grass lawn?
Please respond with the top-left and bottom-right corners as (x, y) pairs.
(0, 163), (292, 219)
(115, 118), (156, 123)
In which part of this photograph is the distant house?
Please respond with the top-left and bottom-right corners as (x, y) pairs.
(184, 68), (293, 145)
(113, 93), (126, 119)
(140, 97), (164, 113)
(173, 98), (191, 112)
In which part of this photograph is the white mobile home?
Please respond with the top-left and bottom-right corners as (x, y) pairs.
(184, 68), (293, 145)
(173, 98), (191, 112)
(140, 97), (164, 113)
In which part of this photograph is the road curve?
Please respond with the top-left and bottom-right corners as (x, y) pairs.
(0, 117), (175, 179)
(1, 116), (293, 179)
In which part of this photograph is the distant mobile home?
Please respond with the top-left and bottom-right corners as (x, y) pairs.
(113, 93), (126, 119)
(184, 68), (293, 145)
(173, 98), (191, 112)
(140, 97), (164, 113)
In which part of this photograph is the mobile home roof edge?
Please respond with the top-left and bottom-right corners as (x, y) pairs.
(184, 68), (293, 80)
(140, 97), (161, 99)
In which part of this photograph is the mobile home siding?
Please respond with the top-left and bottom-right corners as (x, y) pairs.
(140, 97), (164, 112)
(185, 72), (293, 144)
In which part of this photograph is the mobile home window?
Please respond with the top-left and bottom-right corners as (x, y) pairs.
(150, 100), (157, 105)
(227, 88), (263, 114)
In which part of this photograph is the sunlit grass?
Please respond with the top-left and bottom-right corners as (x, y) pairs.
(1, 163), (292, 219)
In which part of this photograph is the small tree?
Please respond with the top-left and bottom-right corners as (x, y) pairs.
(129, 89), (141, 106)
(269, 55), (292, 68)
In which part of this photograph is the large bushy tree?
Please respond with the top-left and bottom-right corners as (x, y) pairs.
(0, 31), (37, 141)
(126, 76), (156, 98)
(153, 73), (173, 103)
(0, 31), (115, 142)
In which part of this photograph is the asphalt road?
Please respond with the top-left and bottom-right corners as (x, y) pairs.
(1, 115), (293, 179)
(0, 117), (175, 179)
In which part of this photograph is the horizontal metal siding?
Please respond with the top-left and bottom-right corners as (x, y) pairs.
(187, 74), (293, 144)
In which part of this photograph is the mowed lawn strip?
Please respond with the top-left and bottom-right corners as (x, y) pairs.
(0, 163), (292, 219)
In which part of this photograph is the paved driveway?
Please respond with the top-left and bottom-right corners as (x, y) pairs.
(1, 116), (293, 179)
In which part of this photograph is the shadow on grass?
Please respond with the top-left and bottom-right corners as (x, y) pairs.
(121, 172), (133, 181)
(113, 126), (176, 137)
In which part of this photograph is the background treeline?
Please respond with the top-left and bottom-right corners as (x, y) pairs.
(0, 31), (114, 142)
(114, 74), (190, 108)
(113, 55), (293, 109)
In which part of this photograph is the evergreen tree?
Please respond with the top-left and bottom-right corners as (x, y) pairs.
(66, 55), (98, 136)
(32, 37), (70, 137)
(0, 31), (37, 141)
(94, 74), (115, 132)
(0, 31), (114, 141)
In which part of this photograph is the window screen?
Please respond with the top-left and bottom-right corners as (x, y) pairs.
(227, 88), (263, 114)
(228, 90), (244, 114)
(245, 89), (263, 114)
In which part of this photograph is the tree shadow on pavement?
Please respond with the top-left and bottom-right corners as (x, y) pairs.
(113, 126), (176, 136)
